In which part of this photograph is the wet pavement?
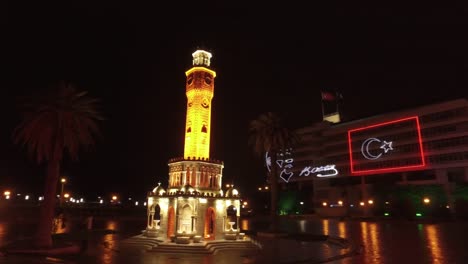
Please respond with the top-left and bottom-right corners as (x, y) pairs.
(3, 214), (467, 263)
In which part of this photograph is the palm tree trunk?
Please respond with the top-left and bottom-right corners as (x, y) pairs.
(269, 154), (279, 232)
(34, 158), (60, 248)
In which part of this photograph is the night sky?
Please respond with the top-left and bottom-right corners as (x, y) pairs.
(2, 2), (467, 201)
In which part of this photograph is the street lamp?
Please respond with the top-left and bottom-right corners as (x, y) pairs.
(60, 178), (66, 206)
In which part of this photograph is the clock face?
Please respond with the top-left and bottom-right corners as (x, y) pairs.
(187, 74), (193, 85)
(201, 98), (209, 108)
(204, 75), (212, 85)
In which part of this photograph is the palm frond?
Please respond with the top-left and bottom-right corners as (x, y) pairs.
(12, 81), (104, 164)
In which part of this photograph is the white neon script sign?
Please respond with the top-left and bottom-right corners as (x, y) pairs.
(265, 151), (339, 182)
(360, 137), (394, 160)
(299, 165), (338, 178)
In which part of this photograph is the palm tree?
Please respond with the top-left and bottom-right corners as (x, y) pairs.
(248, 112), (300, 233)
(12, 81), (103, 248)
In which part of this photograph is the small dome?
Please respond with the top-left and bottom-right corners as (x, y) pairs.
(180, 184), (195, 194)
(152, 183), (166, 196)
(225, 187), (239, 198)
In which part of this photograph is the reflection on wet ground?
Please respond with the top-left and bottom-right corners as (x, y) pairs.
(1, 215), (468, 263)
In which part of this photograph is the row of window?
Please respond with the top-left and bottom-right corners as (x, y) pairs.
(420, 107), (466, 123)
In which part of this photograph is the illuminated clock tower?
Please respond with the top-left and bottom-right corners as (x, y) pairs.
(145, 49), (243, 242)
(166, 49), (224, 194)
(184, 50), (216, 159)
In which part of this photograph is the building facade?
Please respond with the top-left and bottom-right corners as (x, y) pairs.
(285, 99), (468, 216)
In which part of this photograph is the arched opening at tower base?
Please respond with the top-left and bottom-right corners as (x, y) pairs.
(204, 207), (216, 240)
(179, 204), (193, 233)
(226, 205), (238, 230)
(167, 207), (175, 239)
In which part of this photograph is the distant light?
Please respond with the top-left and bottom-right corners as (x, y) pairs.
(385, 201), (389, 205)
(265, 186), (269, 190)
(25, 195), (29, 200)
(416, 213), (423, 217)
(384, 213), (390, 216)
(243, 201), (248, 206)
(80, 198), (84, 203)
(128, 197), (132, 200)
(368, 200), (373, 205)
(99, 199), (103, 204)
(423, 198), (430, 204)
(258, 187), (262, 191)
(144, 202), (147, 206)
(446, 205), (450, 209)
(38, 196), (44, 201)
(338, 200), (343, 206)
(17, 193), (21, 196)
(360, 202), (365, 206)
(135, 201), (139, 206)
(322, 202), (327, 207)
(300, 201), (304, 205)
(4, 191), (11, 196)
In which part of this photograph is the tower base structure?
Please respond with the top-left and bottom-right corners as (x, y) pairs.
(145, 157), (242, 244)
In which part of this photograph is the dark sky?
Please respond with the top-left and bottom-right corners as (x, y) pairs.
(2, 1), (467, 201)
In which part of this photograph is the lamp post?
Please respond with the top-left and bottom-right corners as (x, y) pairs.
(60, 178), (66, 206)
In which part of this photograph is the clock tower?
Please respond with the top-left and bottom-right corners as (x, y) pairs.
(145, 49), (246, 243)
(184, 50), (216, 159)
(166, 49), (224, 194)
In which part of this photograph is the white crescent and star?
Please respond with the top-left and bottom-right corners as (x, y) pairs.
(361, 138), (394, 160)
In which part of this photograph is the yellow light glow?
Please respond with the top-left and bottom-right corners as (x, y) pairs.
(338, 200), (343, 206)
(216, 200), (224, 211)
(360, 202), (365, 206)
(64, 193), (70, 198)
(61, 178), (66, 183)
(4, 191), (10, 196)
(185, 67), (216, 78)
(183, 66), (216, 159)
(322, 202), (327, 207)
(423, 198), (430, 204)
(368, 200), (373, 204)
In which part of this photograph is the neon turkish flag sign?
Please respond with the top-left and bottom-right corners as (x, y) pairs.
(347, 116), (425, 175)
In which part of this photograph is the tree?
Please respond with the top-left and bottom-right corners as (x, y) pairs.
(248, 112), (300, 232)
(12, 81), (103, 248)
